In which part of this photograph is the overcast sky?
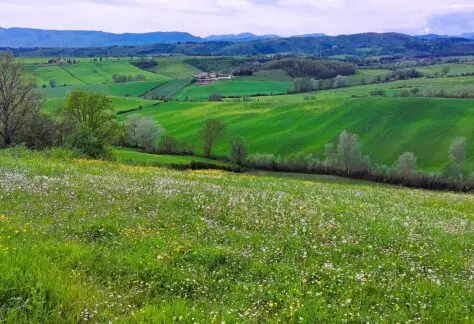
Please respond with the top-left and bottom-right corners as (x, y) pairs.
(0, 0), (474, 36)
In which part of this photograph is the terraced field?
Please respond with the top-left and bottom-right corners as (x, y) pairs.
(0, 149), (472, 322)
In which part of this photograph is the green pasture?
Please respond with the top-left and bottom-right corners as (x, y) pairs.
(177, 80), (292, 100)
(40, 81), (165, 99)
(121, 94), (474, 170)
(114, 148), (231, 167)
(148, 57), (201, 79)
(0, 149), (472, 322)
(143, 78), (192, 99)
(44, 96), (159, 114)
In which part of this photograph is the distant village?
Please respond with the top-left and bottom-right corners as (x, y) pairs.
(195, 72), (233, 85)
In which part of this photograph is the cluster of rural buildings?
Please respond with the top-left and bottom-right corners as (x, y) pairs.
(195, 72), (232, 85)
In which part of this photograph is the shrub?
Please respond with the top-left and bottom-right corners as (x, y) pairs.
(396, 152), (417, 179)
(246, 153), (276, 170)
(369, 89), (386, 97)
(208, 93), (223, 102)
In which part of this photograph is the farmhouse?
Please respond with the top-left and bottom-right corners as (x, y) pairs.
(195, 72), (232, 85)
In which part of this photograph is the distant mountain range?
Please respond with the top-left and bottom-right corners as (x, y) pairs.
(416, 33), (474, 40)
(204, 33), (281, 42)
(7, 32), (474, 59)
(0, 28), (326, 48)
(0, 28), (202, 47)
(461, 33), (474, 40)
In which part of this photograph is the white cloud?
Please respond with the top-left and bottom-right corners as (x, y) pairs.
(0, 0), (473, 36)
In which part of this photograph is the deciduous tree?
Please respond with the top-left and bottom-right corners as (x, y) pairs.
(449, 137), (466, 182)
(396, 152), (417, 179)
(337, 130), (362, 175)
(0, 52), (41, 147)
(62, 89), (121, 157)
(230, 135), (247, 165)
(200, 119), (225, 157)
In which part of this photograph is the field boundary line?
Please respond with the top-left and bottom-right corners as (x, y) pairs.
(58, 65), (89, 85)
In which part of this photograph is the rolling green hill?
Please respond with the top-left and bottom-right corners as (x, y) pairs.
(147, 57), (201, 79)
(40, 81), (166, 99)
(120, 94), (474, 170)
(0, 149), (472, 322)
(143, 78), (192, 100)
(417, 63), (474, 76)
(28, 61), (170, 88)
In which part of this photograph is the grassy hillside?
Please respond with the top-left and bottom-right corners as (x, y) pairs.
(27, 65), (85, 87)
(121, 95), (474, 170)
(44, 96), (159, 114)
(143, 78), (192, 100)
(147, 57), (201, 79)
(28, 61), (170, 88)
(417, 63), (474, 76)
(40, 81), (165, 99)
(0, 149), (472, 322)
(239, 69), (294, 81)
(177, 80), (292, 100)
(115, 148), (232, 167)
(344, 69), (391, 86)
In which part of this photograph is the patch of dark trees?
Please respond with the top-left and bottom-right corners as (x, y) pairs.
(132, 60), (158, 69)
(112, 74), (145, 83)
(263, 58), (356, 79)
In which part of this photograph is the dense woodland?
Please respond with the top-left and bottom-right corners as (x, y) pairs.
(5, 32), (474, 58)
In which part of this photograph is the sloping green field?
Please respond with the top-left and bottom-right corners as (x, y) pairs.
(147, 57), (201, 79)
(115, 148), (232, 167)
(121, 95), (474, 170)
(239, 69), (294, 81)
(143, 78), (192, 99)
(44, 97), (159, 114)
(28, 61), (170, 88)
(41, 81), (165, 99)
(0, 150), (472, 322)
(417, 63), (474, 76)
(27, 65), (84, 87)
(178, 80), (292, 100)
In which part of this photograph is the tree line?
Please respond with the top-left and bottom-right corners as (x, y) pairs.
(264, 58), (356, 79)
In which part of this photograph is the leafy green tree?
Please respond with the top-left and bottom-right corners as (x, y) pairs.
(442, 66), (450, 77)
(396, 152), (417, 179)
(333, 75), (346, 88)
(20, 113), (58, 149)
(199, 119), (226, 157)
(136, 117), (164, 151)
(62, 89), (121, 158)
(337, 130), (362, 175)
(0, 52), (41, 147)
(158, 135), (178, 154)
(324, 143), (338, 168)
(230, 135), (247, 165)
